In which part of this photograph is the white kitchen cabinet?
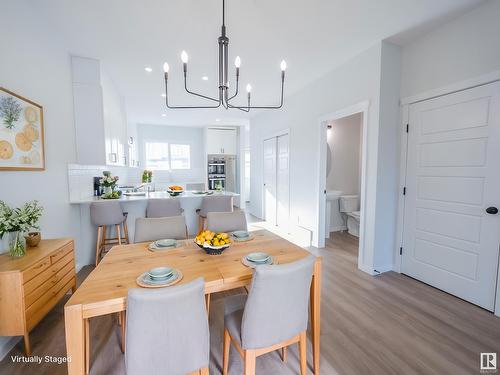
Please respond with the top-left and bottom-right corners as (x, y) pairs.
(206, 128), (237, 155)
(71, 56), (128, 166)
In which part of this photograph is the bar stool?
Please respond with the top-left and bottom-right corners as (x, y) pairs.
(90, 201), (129, 266)
(196, 195), (234, 233)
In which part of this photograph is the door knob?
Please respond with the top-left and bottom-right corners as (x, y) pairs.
(486, 206), (499, 215)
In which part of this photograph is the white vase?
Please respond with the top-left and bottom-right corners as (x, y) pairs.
(104, 186), (112, 195)
(0, 236), (9, 255)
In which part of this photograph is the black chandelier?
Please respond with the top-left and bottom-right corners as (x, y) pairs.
(162, 0), (286, 112)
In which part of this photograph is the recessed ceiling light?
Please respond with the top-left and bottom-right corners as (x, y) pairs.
(144, 66), (153, 72)
(202, 76), (209, 81)
(161, 93), (166, 97)
(215, 118), (220, 122)
(161, 114), (167, 117)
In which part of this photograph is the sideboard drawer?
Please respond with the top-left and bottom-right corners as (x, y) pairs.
(24, 260), (74, 308)
(22, 258), (51, 284)
(50, 242), (73, 265)
(23, 251), (73, 296)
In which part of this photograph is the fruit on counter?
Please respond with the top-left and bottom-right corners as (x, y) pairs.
(168, 185), (183, 191)
(196, 230), (231, 247)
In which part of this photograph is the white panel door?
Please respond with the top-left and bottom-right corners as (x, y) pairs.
(276, 134), (290, 230)
(402, 82), (500, 310)
(263, 137), (277, 226)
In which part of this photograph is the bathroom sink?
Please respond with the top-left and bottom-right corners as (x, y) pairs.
(326, 190), (343, 201)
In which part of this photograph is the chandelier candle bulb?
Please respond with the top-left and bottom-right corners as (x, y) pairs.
(163, 62), (169, 73)
(246, 84), (252, 93)
(280, 60), (287, 71)
(181, 50), (189, 63)
(235, 56), (241, 68)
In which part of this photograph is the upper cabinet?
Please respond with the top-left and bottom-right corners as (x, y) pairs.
(71, 56), (128, 166)
(206, 128), (238, 155)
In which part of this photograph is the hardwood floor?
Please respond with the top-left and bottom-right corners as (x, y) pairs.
(1, 232), (499, 374)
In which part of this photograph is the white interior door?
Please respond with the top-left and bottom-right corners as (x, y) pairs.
(402, 82), (500, 311)
(263, 137), (277, 225)
(276, 134), (290, 230)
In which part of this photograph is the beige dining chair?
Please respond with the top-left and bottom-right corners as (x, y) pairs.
(134, 216), (187, 243)
(223, 256), (316, 375)
(206, 211), (248, 233)
(125, 278), (210, 375)
(146, 199), (184, 218)
(196, 195), (234, 232)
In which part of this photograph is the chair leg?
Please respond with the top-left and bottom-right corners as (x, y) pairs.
(198, 215), (204, 233)
(243, 349), (256, 375)
(205, 294), (211, 316)
(95, 226), (102, 267)
(281, 346), (287, 362)
(116, 224), (122, 245)
(223, 329), (230, 375)
(120, 311), (126, 353)
(299, 331), (307, 375)
(85, 319), (90, 374)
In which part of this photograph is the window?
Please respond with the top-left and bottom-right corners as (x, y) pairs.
(170, 144), (191, 169)
(145, 142), (170, 170)
(145, 142), (191, 170)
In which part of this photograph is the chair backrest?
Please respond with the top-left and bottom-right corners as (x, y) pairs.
(134, 216), (187, 243)
(186, 183), (206, 191)
(241, 255), (316, 349)
(146, 199), (183, 218)
(206, 211), (247, 233)
(90, 201), (124, 226)
(125, 278), (209, 375)
(199, 195), (234, 217)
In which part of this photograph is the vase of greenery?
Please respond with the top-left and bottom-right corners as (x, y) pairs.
(142, 170), (153, 183)
(0, 201), (43, 257)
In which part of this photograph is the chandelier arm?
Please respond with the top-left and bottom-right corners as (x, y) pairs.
(184, 74), (220, 102)
(227, 75), (239, 101)
(164, 76), (222, 109)
(227, 74), (284, 110)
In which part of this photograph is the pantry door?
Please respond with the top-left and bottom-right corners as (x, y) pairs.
(263, 137), (277, 226)
(402, 81), (500, 311)
(276, 134), (290, 230)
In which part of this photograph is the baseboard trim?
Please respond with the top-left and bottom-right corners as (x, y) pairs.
(358, 263), (393, 276)
(0, 336), (21, 361)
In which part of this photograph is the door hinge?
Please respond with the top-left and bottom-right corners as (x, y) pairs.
(324, 189), (327, 194)
(403, 187), (406, 195)
(400, 247), (403, 255)
(406, 123), (409, 133)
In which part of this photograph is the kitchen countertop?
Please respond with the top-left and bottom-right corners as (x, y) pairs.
(70, 190), (240, 204)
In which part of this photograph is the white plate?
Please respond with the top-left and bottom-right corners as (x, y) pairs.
(246, 252), (270, 262)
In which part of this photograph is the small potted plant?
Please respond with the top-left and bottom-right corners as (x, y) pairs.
(142, 170), (153, 183)
(0, 200), (43, 257)
(99, 171), (120, 199)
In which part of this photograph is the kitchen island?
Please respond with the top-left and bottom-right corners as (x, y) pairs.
(70, 191), (240, 267)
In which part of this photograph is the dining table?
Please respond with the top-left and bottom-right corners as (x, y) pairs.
(64, 229), (322, 375)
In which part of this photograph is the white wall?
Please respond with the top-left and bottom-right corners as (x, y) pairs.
(400, 0), (500, 99)
(136, 124), (206, 186)
(0, 0), (80, 358)
(326, 113), (362, 195)
(250, 43), (385, 271)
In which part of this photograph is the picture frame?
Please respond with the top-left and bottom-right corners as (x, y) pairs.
(0, 87), (45, 171)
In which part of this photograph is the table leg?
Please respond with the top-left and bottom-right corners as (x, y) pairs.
(65, 304), (85, 375)
(310, 258), (322, 375)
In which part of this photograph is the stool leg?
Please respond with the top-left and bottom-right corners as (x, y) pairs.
(116, 224), (122, 245)
(122, 219), (129, 244)
(95, 226), (102, 267)
(85, 319), (90, 374)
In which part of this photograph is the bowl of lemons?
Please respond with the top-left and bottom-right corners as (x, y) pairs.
(195, 230), (231, 255)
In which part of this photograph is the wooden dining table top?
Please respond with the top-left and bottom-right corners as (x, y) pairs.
(66, 229), (319, 314)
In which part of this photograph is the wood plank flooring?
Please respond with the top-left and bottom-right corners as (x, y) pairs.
(1, 232), (499, 374)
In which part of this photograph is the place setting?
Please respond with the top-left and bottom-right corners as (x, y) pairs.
(241, 252), (275, 268)
(230, 230), (254, 242)
(148, 238), (183, 252)
(136, 266), (183, 288)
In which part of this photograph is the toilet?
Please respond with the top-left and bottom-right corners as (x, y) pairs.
(339, 195), (360, 237)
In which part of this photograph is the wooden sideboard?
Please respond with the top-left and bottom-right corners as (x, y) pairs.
(0, 238), (76, 355)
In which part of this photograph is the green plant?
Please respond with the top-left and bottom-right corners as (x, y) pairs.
(0, 96), (22, 129)
(0, 200), (43, 238)
(142, 170), (153, 183)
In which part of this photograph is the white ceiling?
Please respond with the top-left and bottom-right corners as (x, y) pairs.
(31, 0), (483, 126)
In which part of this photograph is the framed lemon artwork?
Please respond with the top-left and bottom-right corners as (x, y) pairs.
(0, 87), (45, 170)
